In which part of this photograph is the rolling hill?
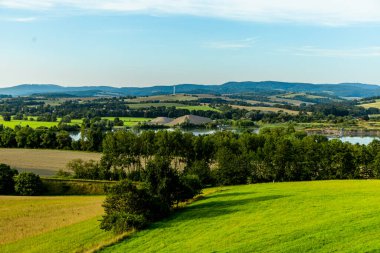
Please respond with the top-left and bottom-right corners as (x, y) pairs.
(1, 81), (380, 98)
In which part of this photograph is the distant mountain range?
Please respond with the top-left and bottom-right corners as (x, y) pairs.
(0, 81), (379, 98)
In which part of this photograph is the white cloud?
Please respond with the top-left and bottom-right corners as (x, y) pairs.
(292, 46), (380, 57)
(4, 17), (37, 22)
(1, 0), (380, 25)
(203, 38), (255, 49)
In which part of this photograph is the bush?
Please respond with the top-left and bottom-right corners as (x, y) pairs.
(15, 172), (43, 196)
(101, 213), (147, 234)
(0, 164), (18, 194)
(66, 159), (105, 180)
(101, 180), (159, 233)
(101, 157), (203, 234)
(175, 174), (202, 204)
(185, 160), (213, 186)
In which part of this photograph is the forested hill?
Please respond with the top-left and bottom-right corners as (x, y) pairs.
(1, 81), (380, 97)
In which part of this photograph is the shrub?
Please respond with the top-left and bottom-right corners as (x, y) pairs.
(101, 157), (202, 234)
(185, 160), (213, 186)
(15, 172), (43, 196)
(66, 159), (105, 180)
(0, 164), (18, 194)
(101, 213), (147, 234)
(101, 180), (158, 233)
(175, 174), (202, 205)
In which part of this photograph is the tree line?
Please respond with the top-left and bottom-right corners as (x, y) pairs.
(59, 127), (380, 186)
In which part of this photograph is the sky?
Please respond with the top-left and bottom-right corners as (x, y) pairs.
(1, 0), (380, 87)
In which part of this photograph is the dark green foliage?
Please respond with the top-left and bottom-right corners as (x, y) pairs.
(2, 113), (11, 121)
(184, 160), (212, 186)
(143, 156), (180, 215)
(101, 213), (147, 234)
(214, 148), (249, 185)
(100, 180), (159, 233)
(101, 157), (201, 234)
(15, 172), (43, 196)
(0, 163), (18, 194)
(42, 178), (113, 195)
(175, 174), (202, 204)
(66, 159), (107, 180)
(60, 115), (72, 123)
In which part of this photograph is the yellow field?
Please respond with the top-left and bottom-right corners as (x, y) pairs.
(268, 95), (312, 106)
(360, 100), (380, 109)
(231, 105), (300, 115)
(0, 195), (104, 244)
(0, 148), (101, 176)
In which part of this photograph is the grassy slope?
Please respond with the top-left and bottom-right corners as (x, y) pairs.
(0, 196), (113, 253)
(102, 180), (380, 253)
(360, 99), (380, 109)
(0, 148), (101, 176)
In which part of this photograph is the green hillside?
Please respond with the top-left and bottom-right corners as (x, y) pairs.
(102, 180), (380, 253)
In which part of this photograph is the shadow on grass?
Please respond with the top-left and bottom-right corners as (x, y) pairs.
(159, 194), (289, 225)
(208, 191), (255, 199)
(112, 194), (290, 247)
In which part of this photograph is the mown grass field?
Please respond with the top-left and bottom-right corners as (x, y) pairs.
(0, 195), (112, 253)
(360, 99), (380, 109)
(0, 148), (101, 176)
(231, 105), (300, 115)
(0, 116), (151, 128)
(0, 118), (60, 128)
(102, 180), (380, 253)
(101, 117), (151, 126)
(280, 92), (325, 99)
(0, 116), (82, 128)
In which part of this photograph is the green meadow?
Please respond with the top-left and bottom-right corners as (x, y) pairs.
(102, 180), (380, 253)
(101, 117), (151, 126)
(0, 117), (151, 128)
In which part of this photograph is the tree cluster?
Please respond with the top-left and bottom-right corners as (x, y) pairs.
(98, 128), (380, 184)
(0, 164), (43, 196)
(100, 156), (201, 233)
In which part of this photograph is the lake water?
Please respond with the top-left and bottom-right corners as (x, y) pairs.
(329, 136), (379, 145)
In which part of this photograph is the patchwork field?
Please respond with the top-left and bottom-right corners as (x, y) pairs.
(125, 94), (199, 102)
(0, 148), (101, 176)
(360, 99), (380, 109)
(231, 105), (299, 115)
(0, 195), (112, 253)
(102, 180), (380, 253)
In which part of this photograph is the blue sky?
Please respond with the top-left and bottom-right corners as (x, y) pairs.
(1, 0), (380, 87)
